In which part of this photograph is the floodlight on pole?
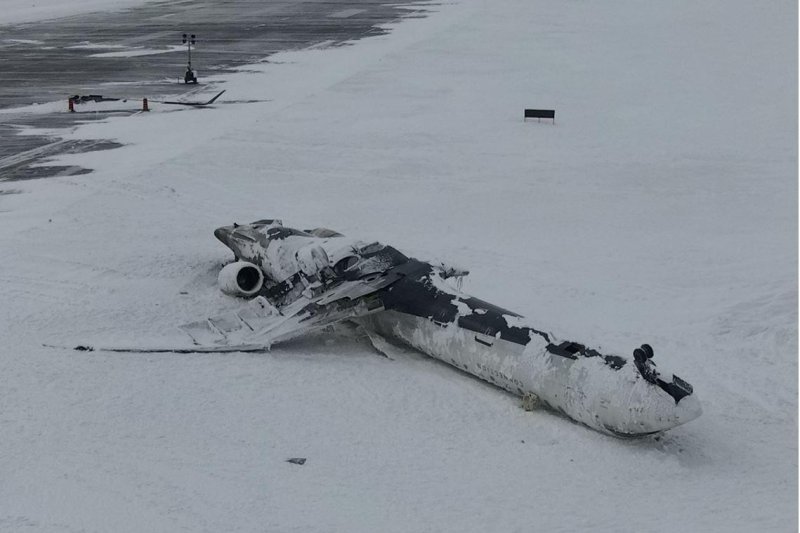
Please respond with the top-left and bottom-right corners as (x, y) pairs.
(181, 33), (198, 84)
(181, 33), (196, 69)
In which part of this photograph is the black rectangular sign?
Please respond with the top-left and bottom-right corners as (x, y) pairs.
(524, 109), (555, 120)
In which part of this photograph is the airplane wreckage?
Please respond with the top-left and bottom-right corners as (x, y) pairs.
(75, 219), (702, 437)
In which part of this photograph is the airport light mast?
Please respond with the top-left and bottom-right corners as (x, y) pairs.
(182, 33), (198, 84)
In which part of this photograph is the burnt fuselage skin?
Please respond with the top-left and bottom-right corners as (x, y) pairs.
(214, 220), (702, 437)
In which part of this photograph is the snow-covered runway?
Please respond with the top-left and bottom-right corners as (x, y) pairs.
(0, 0), (796, 531)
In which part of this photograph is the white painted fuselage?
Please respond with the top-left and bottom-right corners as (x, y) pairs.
(363, 310), (702, 437)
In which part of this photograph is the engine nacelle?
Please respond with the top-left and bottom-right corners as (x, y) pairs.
(218, 261), (264, 298)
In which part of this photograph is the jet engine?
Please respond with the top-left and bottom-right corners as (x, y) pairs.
(218, 261), (264, 298)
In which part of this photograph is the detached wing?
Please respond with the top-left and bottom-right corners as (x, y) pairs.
(161, 90), (226, 107)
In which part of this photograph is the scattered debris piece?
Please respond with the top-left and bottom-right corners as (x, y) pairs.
(521, 392), (540, 412)
(69, 94), (122, 104)
(286, 457), (306, 465)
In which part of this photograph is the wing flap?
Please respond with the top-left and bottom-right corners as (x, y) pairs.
(180, 296), (279, 345)
(179, 277), (392, 348)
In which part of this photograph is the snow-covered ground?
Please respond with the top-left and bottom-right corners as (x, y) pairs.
(0, 0), (796, 531)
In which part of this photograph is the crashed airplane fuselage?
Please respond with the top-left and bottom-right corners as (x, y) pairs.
(185, 219), (701, 437)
